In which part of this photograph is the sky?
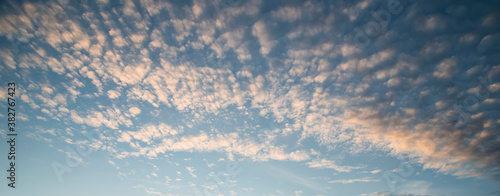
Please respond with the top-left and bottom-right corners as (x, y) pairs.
(0, 0), (500, 195)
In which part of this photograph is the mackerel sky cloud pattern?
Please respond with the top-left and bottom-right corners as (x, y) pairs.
(0, 0), (500, 195)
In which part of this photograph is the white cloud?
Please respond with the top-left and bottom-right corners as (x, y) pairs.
(328, 177), (380, 184)
(186, 167), (197, 178)
(108, 90), (121, 99)
(272, 6), (302, 22)
(191, 0), (204, 18)
(129, 107), (141, 116)
(0, 49), (16, 69)
(171, 19), (194, 43)
(371, 169), (382, 174)
(433, 57), (458, 79)
(306, 159), (364, 172)
(252, 20), (275, 56)
(69, 108), (132, 129)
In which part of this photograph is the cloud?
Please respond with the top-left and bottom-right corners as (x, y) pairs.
(272, 6), (302, 22)
(371, 169), (382, 174)
(108, 90), (121, 99)
(129, 107), (141, 116)
(0, 49), (16, 69)
(328, 177), (380, 184)
(252, 20), (275, 56)
(137, 61), (245, 114)
(306, 159), (364, 172)
(114, 124), (310, 161)
(191, 0), (204, 18)
(69, 108), (133, 129)
(186, 167), (197, 178)
(171, 19), (195, 43)
(123, 123), (179, 144)
(433, 57), (458, 79)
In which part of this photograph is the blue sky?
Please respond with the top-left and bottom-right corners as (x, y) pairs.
(1, 0), (500, 195)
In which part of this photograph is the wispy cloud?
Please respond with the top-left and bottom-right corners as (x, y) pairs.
(306, 159), (364, 172)
(328, 177), (380, 184)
